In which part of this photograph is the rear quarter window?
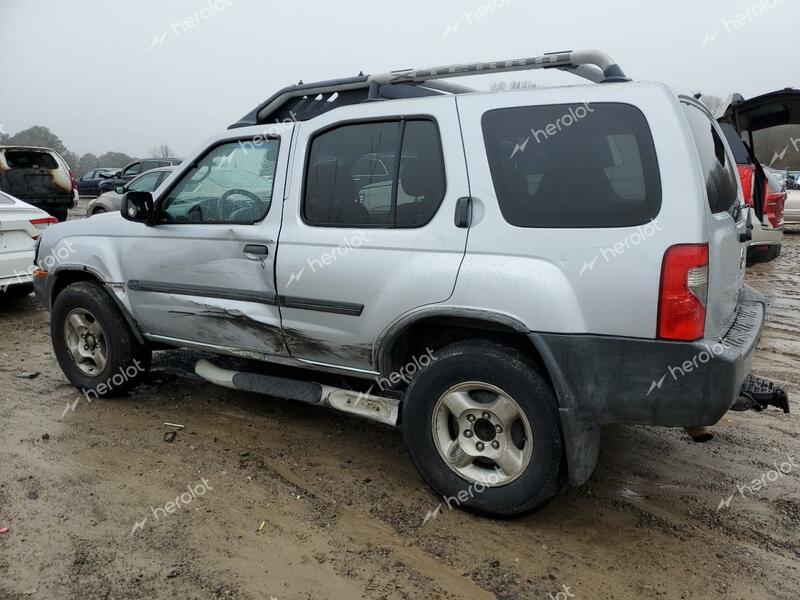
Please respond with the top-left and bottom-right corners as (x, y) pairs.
(3, 151), (59, 170)
(682, 103), (740, 214)
(481, 103), (662, 228)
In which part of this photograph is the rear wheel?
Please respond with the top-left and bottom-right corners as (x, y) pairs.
(52, 281), (151, 396)
(401, 340), (563, 518)
(92, 207), (107, 216)
(51, 207), (69, 222)
(1, 283), (34, 299)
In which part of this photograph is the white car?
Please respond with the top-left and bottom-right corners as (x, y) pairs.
(785, 189), (800, 226)
(0, 191), (58, 297)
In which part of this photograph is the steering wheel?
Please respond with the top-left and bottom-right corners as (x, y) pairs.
(216, 188), (262, 221)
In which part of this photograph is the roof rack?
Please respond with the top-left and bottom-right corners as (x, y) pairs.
(230, 49), (629, 129)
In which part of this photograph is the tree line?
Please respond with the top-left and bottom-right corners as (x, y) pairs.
(0, 125), (174, 176)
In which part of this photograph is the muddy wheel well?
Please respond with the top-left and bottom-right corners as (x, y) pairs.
(50, 270), (103, 304)
(382, 316), (550, 389)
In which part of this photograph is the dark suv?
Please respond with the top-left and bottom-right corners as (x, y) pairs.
(97, 158), (181, 194)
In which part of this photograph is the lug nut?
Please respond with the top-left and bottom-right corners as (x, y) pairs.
(464, 430), (473, 438)
(476, 442), (485, 451)
(491, 441), (500, 450)
(495, 425), (503, 434)
(482, 412), (491, 419)
(467, 414), (476, 423)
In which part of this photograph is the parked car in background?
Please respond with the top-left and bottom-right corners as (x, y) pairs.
(97, 158), (181, 194)
(719, 124), (785, 264)
(88, 166), (174, 215)
(785, 188), (800, 225)
(0, 145), (76, 222)
(77, 168), (118, 197)
(32, 49), (791, 518)
(0, 191), (58, 298)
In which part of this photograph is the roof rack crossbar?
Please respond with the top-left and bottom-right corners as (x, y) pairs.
(369, 49), (629, 85)
(229, 49), (628, 129)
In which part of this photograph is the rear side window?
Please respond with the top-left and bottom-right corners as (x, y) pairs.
(482, 103), (661, 228)
(304, 119), (446, 227)
(3, 151), (58, 170)
(682, 103), (740, 214)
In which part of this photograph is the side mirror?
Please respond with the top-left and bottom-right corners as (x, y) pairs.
(115, 185), (125, 194)
(122, 191), (155, 224)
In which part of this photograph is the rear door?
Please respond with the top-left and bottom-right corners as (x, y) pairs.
(681, 99), (747, 339)
(275, 96), (470, 372)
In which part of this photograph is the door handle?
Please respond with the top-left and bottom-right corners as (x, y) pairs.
(455, 196), (472, 228)
(244, 244), (269, 259)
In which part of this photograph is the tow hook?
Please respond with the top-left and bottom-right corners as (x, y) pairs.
(731, 374), (790, 414)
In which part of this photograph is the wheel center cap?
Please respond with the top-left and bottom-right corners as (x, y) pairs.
(473, 418), (496, 442)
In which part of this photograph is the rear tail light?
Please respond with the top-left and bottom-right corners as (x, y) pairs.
(69, 169), (78, 192)
(737, 164), (755, 207)
(764, 190), (786, 228)
(30, 216), (59, 239)
(657, 244), (709, 341)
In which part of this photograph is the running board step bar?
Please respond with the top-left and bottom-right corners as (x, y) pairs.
(731, 374), (790, 413)
(195, 359), (400, 427)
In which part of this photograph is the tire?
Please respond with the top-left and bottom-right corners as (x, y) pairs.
(51, 281), (151, 396)
(1, 283), (34, 299)
(92, 207), (107, 216)
(51, 207), (69, 222)
(401, 340), (563, 518)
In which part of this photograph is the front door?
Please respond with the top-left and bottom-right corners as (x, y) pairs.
(120, 132), (289, 357)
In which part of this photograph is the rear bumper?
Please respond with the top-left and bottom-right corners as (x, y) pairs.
(533, 285), (765, 429)
(532, 285), (765, 485)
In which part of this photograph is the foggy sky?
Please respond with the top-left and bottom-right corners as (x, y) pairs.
(0, 0), (796, 159)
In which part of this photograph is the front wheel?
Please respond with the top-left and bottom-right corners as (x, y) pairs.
(51, 281), (151, 396)
(401, 340), (564, 518)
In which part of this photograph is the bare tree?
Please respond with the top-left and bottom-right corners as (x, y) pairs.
(692, 92), (724, 116)
(149, 144), (174, 158)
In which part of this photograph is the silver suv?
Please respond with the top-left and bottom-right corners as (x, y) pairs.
(33, 50), (788, 517)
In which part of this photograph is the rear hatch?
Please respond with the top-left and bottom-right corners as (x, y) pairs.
(719, 89), (800, 226)
(0, 148), (73, 205)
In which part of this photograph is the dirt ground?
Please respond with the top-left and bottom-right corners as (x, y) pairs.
(1, 205), (798, 599)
